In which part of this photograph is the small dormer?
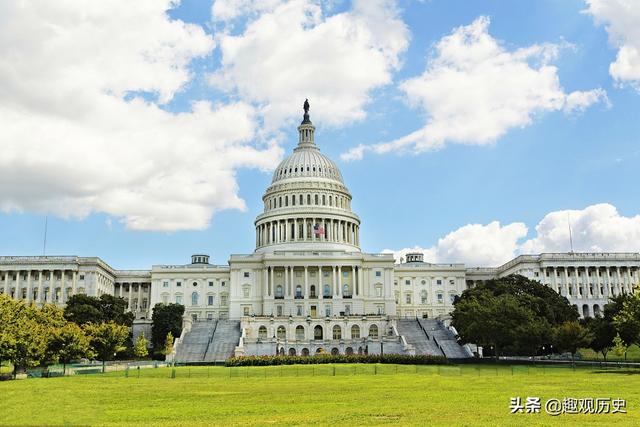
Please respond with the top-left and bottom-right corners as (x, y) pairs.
(191, 254), (210, 265)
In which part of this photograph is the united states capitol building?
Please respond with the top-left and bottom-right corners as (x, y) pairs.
(1, 104), (639, 361)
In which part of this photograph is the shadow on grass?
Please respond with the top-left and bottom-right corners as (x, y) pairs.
(591, 370), (640, 375)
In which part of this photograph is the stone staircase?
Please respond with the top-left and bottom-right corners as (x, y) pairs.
(418, 318), (472, 359)
(203, 320), (241, 363)
(174, 321), (217, 363)
(397, 319), (444, 356)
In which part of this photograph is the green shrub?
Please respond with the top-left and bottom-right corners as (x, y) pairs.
(225, 353), (447, 367)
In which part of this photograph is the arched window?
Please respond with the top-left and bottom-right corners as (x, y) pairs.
(323, 284), (330, 297)
(369, 324), (379, 339)
(307, 194), (311, 204)
(329, 195), (333, 206)
(276, 285), (284, 298)
(345, 347), (354, 355)
(296, 285), (302, 298)
(295, 325), (305, 340)
(331, 347), (339, 355)
(191, 292), (199, 306)
(277, 326), (286, 339)
(289, 348), (296, 356)
(322, 195), (326, 205)
(351, 325), (360, 339)
(593, 304), (601, 317)
(332, 325), (342, 340)
(279, 196), (282, 207)
(314, 325), (323, 340)
(315, 194), (319, 205)
(301, 348), (310, 356)
(258, 326), (267, 339)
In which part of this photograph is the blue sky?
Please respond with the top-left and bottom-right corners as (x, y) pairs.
(1, 0), (639, 269)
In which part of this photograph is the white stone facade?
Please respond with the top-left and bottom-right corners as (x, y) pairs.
(1, 107), (639, 353)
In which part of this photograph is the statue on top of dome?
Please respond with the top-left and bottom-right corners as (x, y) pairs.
(303, 99), (309, 114)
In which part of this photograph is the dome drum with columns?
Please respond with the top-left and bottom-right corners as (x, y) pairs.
(255, 104), (361, 253)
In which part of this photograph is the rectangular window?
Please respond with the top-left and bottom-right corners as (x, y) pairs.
(405, 294), (411, 304)
(323, 272), (329, 277)
(325, 306), (331, 317)
(342, 271), (348, 278)
(436, 279), (442, 285)
(297, 306), (302, 316)
(449, 279), (455, 285)
(244, 272), (250, 278)
(208, 281), (214, 287)
(176, 295), (182, 305)
(208, 295), (214, 306)
(277, 305), (283, 316)
(375, 271), (381, 277)
(79, 274), (85, 280)
(243, 307), (250, 316)
(405, 279), (411, 285)
(163, 281), (169, 288)
(376, 287), (382, 297)
(176, 281), (182, 287)
(221, 281), (226, 287)
(162, 295), (168, 304)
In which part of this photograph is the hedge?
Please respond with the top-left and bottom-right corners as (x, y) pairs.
(225, 354), (447, 367)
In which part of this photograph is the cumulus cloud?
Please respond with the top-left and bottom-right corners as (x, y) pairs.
(342, 16), (607, 161)
(585, 0), (640, 90)
(0, 1), (282, 231)
(386, 203), (640, 267)
(384, 221), (528, 267)
(521, 203), (640, 254)
(209, 0), (410, 129)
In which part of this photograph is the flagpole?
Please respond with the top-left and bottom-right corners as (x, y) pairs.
(43, 216), (48, 256)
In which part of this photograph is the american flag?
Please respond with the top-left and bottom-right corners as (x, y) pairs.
(313, 224), (325, 236)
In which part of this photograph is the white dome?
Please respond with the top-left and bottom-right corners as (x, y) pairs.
(271, 146), (343, 184)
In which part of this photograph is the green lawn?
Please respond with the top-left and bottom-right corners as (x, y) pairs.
(1, 364), (639, 426)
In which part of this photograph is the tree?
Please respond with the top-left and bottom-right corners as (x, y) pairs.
(612, 292), (640, 354)
(151, 303), (184, 353)
(65, 294), (133, 327)
(48, 322), (93, 374)
(0, 295), (65, 377)
(164, 332), (174, 357)
(552, 321), (593, 364)
(452, 275), (576, 356)
(133, 332), (149, 359)
(612, 333), (628, 359)
(84, 321), (129, 372)
(586, 316), (615, 360)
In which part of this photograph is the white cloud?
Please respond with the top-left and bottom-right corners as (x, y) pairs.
(521, 203), (640, 254)
(384, 221), (528, 267)
(585, 0), (640, 90)
(210, 0), (409, 129)
(342, 16), (607, 161)
(0, 0), (282, 231)
(387, 203), (640, 267)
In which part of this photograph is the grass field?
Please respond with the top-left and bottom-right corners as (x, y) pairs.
(1, 364), (639, 426)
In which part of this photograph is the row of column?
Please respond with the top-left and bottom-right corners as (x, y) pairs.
(115, 282), (149, 313)
(543, 266), (639, 298)
(256, 218), (359, 247)
(262, 265), (365, 299)
(1, 269), (77, 305)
